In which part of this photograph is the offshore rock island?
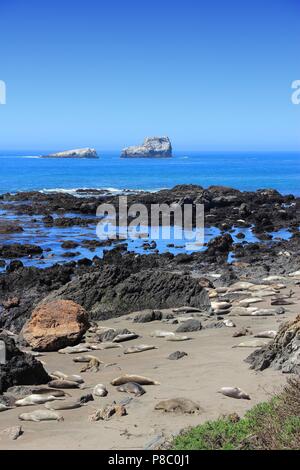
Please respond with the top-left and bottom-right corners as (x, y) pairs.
(121, 136), (172, 158)
(41, 148), (98, 159)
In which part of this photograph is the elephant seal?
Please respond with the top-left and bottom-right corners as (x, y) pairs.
(50, 371), (84, 384)
(58, 345), (91, 354)
(233, 339), (270, 348)
(111, 374), (160, 386)
(93, 384), (108, 397)
(19, 410), (64, 422)
(45, 400), (81, 411)
(218, 387), (251, 400)
(150, 330), (175, 338)
(112, 333), (139, 343)
(15, 394), (64, 407)
(123, 344), (157, 354)
(117, 382), (145, 396)
(72, 355), (101, 363)
(48, 379), (80, 389)
(155, 398), (201, 414)
(166, 335), (191, 342)
(0, 404), (12, 412)
(254, 330), (277, 339)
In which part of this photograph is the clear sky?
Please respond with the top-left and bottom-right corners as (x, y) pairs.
(0, 0), (299, 151)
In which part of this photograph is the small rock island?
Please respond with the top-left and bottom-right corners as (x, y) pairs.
(121, 136), (172, 158)
(42, 148), (98, 159)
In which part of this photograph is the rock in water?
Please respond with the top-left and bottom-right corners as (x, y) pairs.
(121, 137), (172, 158)
(245, 315), (300, 374)
(0, 333), (50, 394)
(41, 148), (98, 159)
(22, 300), (90, 351)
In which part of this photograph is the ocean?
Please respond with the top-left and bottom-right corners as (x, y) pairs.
(0, 151), (299, 195)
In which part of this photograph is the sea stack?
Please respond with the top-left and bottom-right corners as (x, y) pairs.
(121, 136), (172, 158)
(42, 148), (98, 159)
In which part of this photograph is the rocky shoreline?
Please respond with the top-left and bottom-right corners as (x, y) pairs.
(0, 184), (299, 448)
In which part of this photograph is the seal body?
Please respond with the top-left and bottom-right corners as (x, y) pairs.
(18, 410), (64, 422)
(45, 400), (81, 411)
(48, 380), (80, 389)
(218, 387), (251, 400)
(15, 394), (64, 406)
(123, 344), (157, 354)
(117, 382), (146, 396)
(111, 374), (160, 386)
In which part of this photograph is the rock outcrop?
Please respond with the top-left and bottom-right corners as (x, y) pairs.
(0, 333), (50, 393)
(22, 300), (90, 351)
(42, 148), (98, 159)
(245, 315), (300, 374)
(42, 268), (211, 321)
(121, 137), (172, 158)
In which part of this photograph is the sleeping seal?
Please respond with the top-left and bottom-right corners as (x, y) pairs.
(117, 382), (145, 396)
(0, 404), (12, 412)
(254, 330), (277, 339)
(50, 371), (84, 384)
(72, 355), (101, 363)
(123, 344), (157, 354)
(218, 387), (251, 400)
(111, 374), (160, 386)
(166, 335), (191, 342)
(48, 380), (80, 389)
(155, 398), (201, 414)
(19, 410), (64, 422)
(15, 394), (64, 407)
(45, 400), (81, 411)
(233, 339), (270, 348)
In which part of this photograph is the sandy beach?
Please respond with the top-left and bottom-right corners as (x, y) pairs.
(1, 278), (298, 450)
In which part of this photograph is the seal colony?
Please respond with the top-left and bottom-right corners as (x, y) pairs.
(0, 184), (300, 449)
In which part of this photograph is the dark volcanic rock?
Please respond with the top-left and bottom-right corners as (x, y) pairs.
(0, 243), (43, 258)
(0, 333), (50, 393)
(42, 268), (211, 321)
(245, 315), (300, 374)
(175, 319), (202, 332)
(0, 221), (23, 234)
(61, 241), (79, 249)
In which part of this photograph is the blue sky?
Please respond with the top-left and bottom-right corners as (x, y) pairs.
(0, 0), (299, 151)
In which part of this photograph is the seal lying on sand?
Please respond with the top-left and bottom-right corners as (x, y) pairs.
(155, 398), (202, 414)
(48, 379), (80, 389)
(15, 394), (64, 406)
(111, 374), (160, 386)
(58, 345), (91, 354)
(50, 371), (84, 383)
(150, 330), (175, 338)
(19, 410), (64, 422)
(117, 382), (146, 396)
(45, 400), (81, 411)
(72, 355), (101, 363)
(218, 387), (251, 400)
(254, 330), (277, 339)
(166, 335), (191, 342)
(233, 339), (270, 348)
(0, 404), (12, 412)
(123, 344), (157, 354)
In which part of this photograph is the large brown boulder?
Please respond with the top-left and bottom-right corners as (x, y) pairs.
(22, 300), (90, 351)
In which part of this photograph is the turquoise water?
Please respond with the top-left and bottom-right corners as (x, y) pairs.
(0, 151), (299, 195)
